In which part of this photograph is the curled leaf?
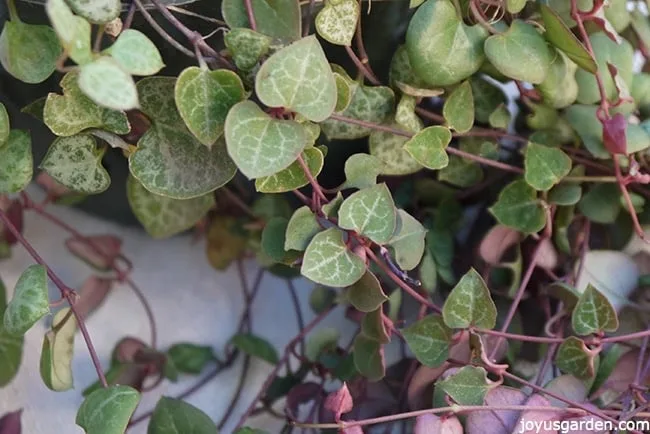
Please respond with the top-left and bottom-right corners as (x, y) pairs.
(324, 382), (353, 422)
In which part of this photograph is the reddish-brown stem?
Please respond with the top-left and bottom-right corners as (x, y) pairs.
(614, 157), (647, 241)
(0, 210), (107, 387)
(472, 327), (564, 344)
(244, 0), (257, 31)
(345, 45), (380, 85)
(221, 186), (259, 221)
(296, 153), (328, 203)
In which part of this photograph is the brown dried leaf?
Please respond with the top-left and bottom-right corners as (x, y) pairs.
(113, 336), (147, 364)
(479, 225), (522, 266)
(0, 410), (21, 434)
(75, 275), (113, 319)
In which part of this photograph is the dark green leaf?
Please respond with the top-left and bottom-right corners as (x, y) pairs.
(353, 334), (385, 381)
(489, 179), (546, 234)
(231, 333), (279, 364)
(76, 385), (140, 434)
(555, 336), (597, 379)
(402, 315), (451, 367)
(147, 397), (215, 434)
(347, 271), (388, 313)
(167, 343), (216, 375)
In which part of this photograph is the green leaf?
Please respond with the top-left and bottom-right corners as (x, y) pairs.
(540, 4), (597, 74)
(40, 307), (76, 391)
(353, 334), (385, 381)
(167, 343), (216, 375)
(395, 94), (423, 133)
(438, 155), (482, 188)
(334, 72), (353, 112)
(575, 33), (634, 105)
(535, 51), (579, 109)
(321, 75), (395, 140)
(631, 10), (650, 55)
(131, 78), (236, 198)
(306, 328), (340, 361)
(261, 217), (292, 263)
(489, 179), (546, 234)
(126, 175), (214, 239)
(309, 285), (337, 314)
(362, 308), (390, 344)
(301, 227), (366, 287)
(255, 147), (324, 193)
(284, 206), (321, 251)
(578, 183), (621, 224)
(485, 20), (554, 84)
(76, 385), (140, 434)
(256, 35), (336, 122)
(224, 28), (271, 71)
(0, 279), (24, 387)
(0, 20), (61, 84)
(46, 0), (92, 65)
(347, 271), (387, 312)
(524, 142), (572, 191)
(0, 103), (8, 145)
(406, 0), (488, 86)
(488, 104), (510, 130)
(404, 126), (452, 170)
(105, 29), (164, 76)
(442, 268), (497, 329)
(66, 0), (119, 24)
(230, 333), (279, 364)
(437, 366), (491, 405)
(342, 153), (382, 190)
(471, 77), (507, 123)
(572, 284), (619, 335)
(40, 135), (110, 194)
(78, 57), (139, 111)
(605, 0), (630, 33)
(548, 183), (582, 206)
(221, 0), (301, 40)
(555, 336), (597, 379)
(338, 183), (397, 244)
(43, 72), (129, 137)
(389, 44), (429, 90)
(388, 209), (427, 271)
(369, 128), (422, 175)
(506, 0), (526, 13)
(175, 67), (245, 147)
(224, 100), (308, 179)
(443, 81), (474, 133)
(3, 265), (49, 336)
(0, 130), (32, 194)
(315, 0), (359, 46)
(402, 315), (451, 367)
(148, 397), (214, 434)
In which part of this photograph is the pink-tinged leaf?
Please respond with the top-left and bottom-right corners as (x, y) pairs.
(479, 225), (522, 266)
(514, 394), (562, 434)
(65, 235), (122, 270)
(286, 382), (323, 419)
(536, 238), (558, 270)
(415, 414), (463, 434)
(0, 410), (21, 434)
(589, 5), (623, 44)
(75, 276), (113, 319)
(601, 113), (627, 155)
(543, 375), (588, 408)
(325, 382), (354, 422)
(466, 386), (527, 434)
(342, 425), (364, 434)
(561, 404), (608, 434)
(594, 349), (643, 396)
(113, 337), (147, 363)
(35, 172), (72, 199)
(114, 363), (149, 393)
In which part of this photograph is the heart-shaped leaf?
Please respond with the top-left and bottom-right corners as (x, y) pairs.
(443, 81), (474, 133)
(225, 100), (308, 179)
(0, 279), (24, 387)
(396, 94), (423, 133)
(437, 366), (491, 405)
(406, 0), (488, 86)
(175, 67), (245, 147)
(148, 397), (215, 434)
(485, 20), (554, 84)
(78, 57), (139, 110)
(575, 32), (634, 105)
(66, 0), (119, 24)
(555, 336), (597, 379)
(3, 265), (49, 336)
(572, 284), (619, 335)
(342, 153), (382, 190)
(76, 385), (140, 434)
(338, 183), (397, 244)
(40, 307), (76, 391)
(126, 175), (214, 239)
(255, 147), (325, 193)
(256, 35), (336, 122)
(353, 334), (385, 381)
(346, 271), (387, 312)
(404, 126), (452, 170)
(442, 268), (497, 329)
(549, 183), (582, 206)
(540, 4), (597, 74)
(315, 0), (360, 46)
(221, 0), (301, 40)
(301, 227), (366, 287)
(578, 183), (621, 224)
(105, 29), (164, 76)
(284, 206), (321, 251)
(167, 343), (216, 375)
(361, 308), (390, 344)
(224, 28), (271, 71)
(0, 20), (61, 84)
(524, 142), (572, 191)
(438, 155), (482, 188)
(40, 135), (110, 194)
(402, 315), (452, 367)
(0, 130), (32, 194)
(535, 50), (579, 109)
(46, 0), (92, 65)
(489, 179), (546, 234)
(388, 209), (427, 271)
(369, 129), (422, 175)
(230, 333), (279, 364)
(44, 72), (130, 137)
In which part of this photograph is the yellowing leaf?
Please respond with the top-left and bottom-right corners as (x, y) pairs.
(40, 308), (76, 391)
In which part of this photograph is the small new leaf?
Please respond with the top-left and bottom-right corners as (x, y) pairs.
(489, 179), (546, 234)
(443, 81), (474, 133)
(572, 284), (619, 335)
(555, 336), (597, 379)
(105, 29), (164, 76)
(402, 315), (452, 367)
(231, 333), (279, 364)
(442, 268), (497, 329)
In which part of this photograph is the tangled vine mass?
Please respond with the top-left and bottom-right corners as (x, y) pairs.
(4, 0), (650, 432)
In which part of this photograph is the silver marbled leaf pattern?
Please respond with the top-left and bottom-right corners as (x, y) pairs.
(301, 228), (366, 287)
(3, 265), (49, 336)
(337, 183), (397, 244)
